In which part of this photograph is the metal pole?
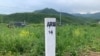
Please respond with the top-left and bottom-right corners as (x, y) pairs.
(60, 11), (61, 25)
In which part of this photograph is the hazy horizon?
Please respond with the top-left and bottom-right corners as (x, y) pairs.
(0, 0), (100, 14)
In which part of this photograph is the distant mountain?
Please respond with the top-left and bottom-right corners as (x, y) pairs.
(73, 12), (100, 23)
(0, 8), (92, 24)
(34, 8), (72, 16)
(89, 13), (100, 19)
(33, 8), (90, 24)
(73, 12), (100, 19)
(34, 8), (59, 14)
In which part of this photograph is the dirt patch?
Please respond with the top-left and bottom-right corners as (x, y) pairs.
(88, 51), (100, 56)
(63, 51), (100, 56)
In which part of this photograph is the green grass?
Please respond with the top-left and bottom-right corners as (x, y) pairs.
(0, 23), (100, 56)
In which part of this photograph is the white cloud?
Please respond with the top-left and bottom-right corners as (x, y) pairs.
(0, 0), (100, 14)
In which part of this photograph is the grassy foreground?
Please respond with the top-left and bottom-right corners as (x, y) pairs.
(0, 23), (100, 56)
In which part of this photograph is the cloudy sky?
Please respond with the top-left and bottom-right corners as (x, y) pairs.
(0, 0), (100, 14)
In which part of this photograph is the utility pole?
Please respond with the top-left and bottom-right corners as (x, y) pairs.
(59, 10), (62, 25)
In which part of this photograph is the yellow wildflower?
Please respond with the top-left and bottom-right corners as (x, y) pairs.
(19, 30), (29, 37)
(73, 28), (81, 37)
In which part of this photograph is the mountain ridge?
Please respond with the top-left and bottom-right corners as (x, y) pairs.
(73, 12), (100, 19)
(0, 8), (92, 24)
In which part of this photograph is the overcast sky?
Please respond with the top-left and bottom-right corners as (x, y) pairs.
(0, 0), (100, 14)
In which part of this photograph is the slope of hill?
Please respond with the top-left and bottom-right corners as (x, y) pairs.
(73, 12), (100, 19)
(88, 13), (100, 18)
(73, 13), (100, 23)
(0, 8), (90, 24)
(34, 8), (59, 14)
(34, 8), (73, 16)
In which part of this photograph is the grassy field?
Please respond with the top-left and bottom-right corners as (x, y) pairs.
(0, 23), (100, 56)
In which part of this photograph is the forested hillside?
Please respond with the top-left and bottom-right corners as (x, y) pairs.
(0, 8), (93, 24)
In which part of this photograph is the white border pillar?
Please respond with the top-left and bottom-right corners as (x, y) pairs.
(45, 18), (56, 56)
